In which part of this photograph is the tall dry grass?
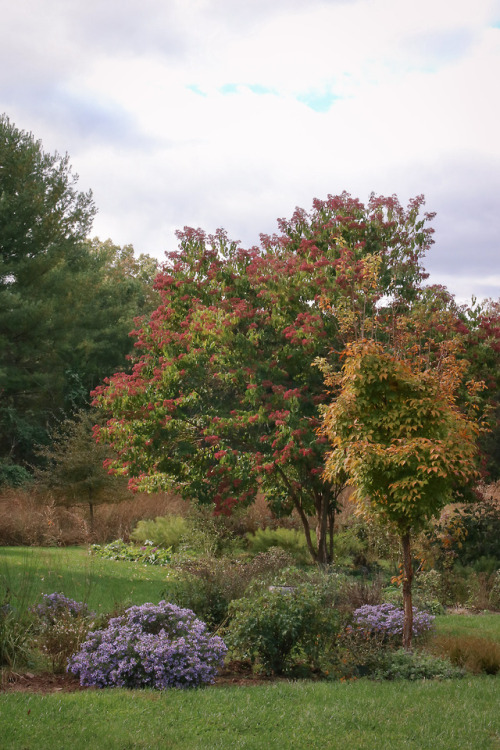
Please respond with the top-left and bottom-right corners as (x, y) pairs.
(0, 489), (188, 546)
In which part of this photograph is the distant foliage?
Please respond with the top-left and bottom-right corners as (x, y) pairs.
(245, 527), (313, 564)
(67, 601), (227, 689)
(131, 515), (189, 551)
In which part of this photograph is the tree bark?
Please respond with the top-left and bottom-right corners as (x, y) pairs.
(401, 531), (413, 651)
(315, 491), (331, 565)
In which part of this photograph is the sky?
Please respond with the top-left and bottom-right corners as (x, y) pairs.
(1, 0), (499, 304)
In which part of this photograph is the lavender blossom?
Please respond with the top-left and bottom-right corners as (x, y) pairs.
(353, 603), (435, 638)
(67, 601), (227, 689)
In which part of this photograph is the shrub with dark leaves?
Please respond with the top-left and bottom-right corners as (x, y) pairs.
(67, 601), (227, 689)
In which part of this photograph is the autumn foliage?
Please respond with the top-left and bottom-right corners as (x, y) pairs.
(321, 339), (483, 646)
(92, 192), (436, 563)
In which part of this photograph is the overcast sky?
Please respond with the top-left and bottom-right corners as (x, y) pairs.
(2, 0), (499, 303)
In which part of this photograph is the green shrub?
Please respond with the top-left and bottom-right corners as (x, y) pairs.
(332, 625), (389, 679)
(131, 515), (188, 550)
(371, 648), (465, 681)
(333, 528), (367, 565)
(225, 582), (341, 675)
(167, 548), (295, 627)
(245, 527), (313, 564)
(0, 604), (34, 669)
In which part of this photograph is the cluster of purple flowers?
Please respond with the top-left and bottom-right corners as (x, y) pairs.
(353, 603), (435, 638)
(67, 601), (227, 689)
(33, 593), (94, 626)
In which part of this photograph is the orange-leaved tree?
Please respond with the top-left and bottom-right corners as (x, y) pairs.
(320, 339), (483, 650)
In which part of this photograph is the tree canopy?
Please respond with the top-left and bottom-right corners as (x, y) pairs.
(0, 115), (159, 482)
(321, 338), (482, 647)
(93, 192), (436, 563)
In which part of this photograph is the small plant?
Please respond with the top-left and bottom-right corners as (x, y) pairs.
(33, 592), (94, 623)
(489, 569), (500, 610)
(225, 583), (340, 675)
(0, 602), (34, 669)
(371, 648), (465, 681)
(353, 603), (435, 641)
(67, 601), (227, 689)
(332, 624), (389, 679)
(32, 593), (96, 672)
(91, 539), (173, 565)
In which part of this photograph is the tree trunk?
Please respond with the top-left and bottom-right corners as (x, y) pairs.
(328, 508), (335, 563)
(401, 531), (413, 651)
(315, 493), (330, 565)
(88, 501), (95, 534)
(293, 498), (318, 562)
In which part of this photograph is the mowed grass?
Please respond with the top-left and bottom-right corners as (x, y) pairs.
(1, 677), (499, 750)
(1, 547), (499, 749)
(433, 612), (500, 643)
(0, 546), (175, 614)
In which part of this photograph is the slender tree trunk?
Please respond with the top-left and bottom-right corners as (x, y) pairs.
(315, 492), (331, 565)
(88, 501), (94, 534)
(401, 531), (413, 651)
(328, 508), (335, 563)
(294, 499), (317, 562)
(274, 464), (318, 562)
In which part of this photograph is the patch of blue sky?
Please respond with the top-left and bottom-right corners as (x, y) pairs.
(296, 90), (342, 113)
(218, 83), (278, 95)
(186, 84), (207, 96)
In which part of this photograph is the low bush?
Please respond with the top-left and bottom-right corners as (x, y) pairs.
(91, 539), (172, 566)
(67, 601), (227, 689)
(371, 648), (465, 681)
(332, 624), (389, 679)
(431, 635), (500, 675)
(32, 593), (96, 672)
(131, 515), (188, 551)
(167, 547), (295, 626)
(225, 583), (341, 675)
(353, 603), (435, 641)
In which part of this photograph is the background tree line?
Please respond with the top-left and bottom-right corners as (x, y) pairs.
(1, 113), (500, 582)
(0, 114), (159, 490)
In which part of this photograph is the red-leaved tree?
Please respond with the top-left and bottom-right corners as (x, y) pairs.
(92, 192), (435, 563)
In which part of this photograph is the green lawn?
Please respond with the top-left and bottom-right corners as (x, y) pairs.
(1, 677), (499, 750)
(0, 546), (176, 614)
(433, 612), (500, 643)
(1, 546), (499, 749)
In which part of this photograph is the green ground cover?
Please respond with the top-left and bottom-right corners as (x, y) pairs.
(0, 546), (176, 615)
(1, 677), (498, 750)
(433, 613), (500, 642)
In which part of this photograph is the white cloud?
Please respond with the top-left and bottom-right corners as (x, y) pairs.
(1, 0), (499, 301)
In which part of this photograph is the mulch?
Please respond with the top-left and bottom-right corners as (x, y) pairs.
(0, 662), (281, 694)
